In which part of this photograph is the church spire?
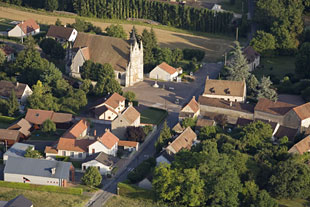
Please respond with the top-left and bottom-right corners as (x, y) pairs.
(129, 26), (138, 45)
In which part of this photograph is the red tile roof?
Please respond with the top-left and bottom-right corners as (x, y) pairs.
(56, 137), (94, 152)
(181, 96), (199, 113)
(168, 127), (197, 154)
(18, 19), (40, 34)
(104, 93), (126, 110)
(204, 79), (245, 97)
(288, 135), (310, 155)
(62, 119), (89, 139)
(44, 146), (58, 154)
(158, 62), (178, 75)
(254, 98), (296, 116)
(292, 103), (310, 120)
(118, 140), (138, 148)
(25, 109), (72, 125)
(98, 130), (119, 149)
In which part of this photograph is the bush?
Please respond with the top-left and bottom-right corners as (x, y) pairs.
(81, 167), (102, 187)
(182, 49), (205, 61)
(125, 126), (146, 142)
(127, 158), (156, 183)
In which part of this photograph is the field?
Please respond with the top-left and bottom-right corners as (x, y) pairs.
(0, 6), (234, 62)
(140, 107), (168, 125)
(0, 187), (89, 207)
(278, 199), (310, 207)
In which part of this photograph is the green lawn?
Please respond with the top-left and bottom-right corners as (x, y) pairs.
(278, 199), (310, 207)
(254, 56), (296, 80)
(29, 129), (66, 141)
(0, 18), (14, 31)
(140, 107), (168, 125)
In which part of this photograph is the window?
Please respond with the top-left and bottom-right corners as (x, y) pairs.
(83, 166), (86, 171)
(97, 166), (100, 171)
(92, 149), (95, 154)
(78, 153), (83, 158)
(70, 152), (74, 157)
(62, 151), (66, 156)
(108, 116), (111, 120)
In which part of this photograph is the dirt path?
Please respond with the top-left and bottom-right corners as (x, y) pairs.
(0, 6), (233, 62)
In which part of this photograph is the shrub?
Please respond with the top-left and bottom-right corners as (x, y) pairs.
(182, 49), (205, 61)
(125, 126), (146, 142)
(81, 167), (102, 187)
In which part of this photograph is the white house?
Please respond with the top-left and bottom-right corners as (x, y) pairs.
(0, 80), (33, 106)
(202, 77), (247, 103)
(88, 130), (119, 157)
(205, 3), (223, 12)
(8, 19), (40, 38)
(149, 62), (178, 81)
(82, 152), (118, 175)
(46, 25), (78, 43)
(243, 46), (260, 71)
(3, 143), (34, 164)
(179, 96), (200, 121)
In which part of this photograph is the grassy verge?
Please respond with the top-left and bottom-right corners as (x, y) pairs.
(140, 107), (168, 125)
(0, 186), (88, 207)
(29, 129), (66, 141)
(0, 181), (83, 195)
(277, 198), (310, 207)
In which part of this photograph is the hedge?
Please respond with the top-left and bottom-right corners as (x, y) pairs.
(0, 181), (83, 195)
(0, 116), (17, 124)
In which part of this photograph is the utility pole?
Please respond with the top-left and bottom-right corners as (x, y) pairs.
(236, 27), (239, 41)
(224, 52), (227, 66)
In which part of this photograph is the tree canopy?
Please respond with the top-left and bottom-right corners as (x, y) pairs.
(81, 167), (102, 187)
(105, 24), (127, 39)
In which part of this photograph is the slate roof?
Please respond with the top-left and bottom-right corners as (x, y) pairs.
(98, 130), (119, 149)
(254, 98), (296, 116)
(17, 19), (39, 34)
(168, 127), (197, 154)
(274, 126), (298, 141)
(288, 135), (310, 155)
(243, 46), (260, 63)
(46, 25), (75, 40)
(292, 102), (310, 120)
(84, 152), (118, 167)
(122, 106), (140, 125)
(0, 80), (28, 99)
(4, 195), (33, 207)
(4, 157), (72, 180)
(204, 79), (245, 97)
(4, 143), (34, 159)
(73, 33), (131, 72)
(157, 62), (178, 75)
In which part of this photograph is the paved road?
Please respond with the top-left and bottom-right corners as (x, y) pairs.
(86, 63), (222, 207)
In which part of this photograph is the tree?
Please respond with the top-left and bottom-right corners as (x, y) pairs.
(42, 119), (56, 133)
(214, 114), (228, 129)
(24, 146), (42, 158)
(199, 126), (217, 140)
(7, 89), (19, 116)
(225, 41), (250, 81)
(301, 87), (310, 102)
(80, 79), (92, 94)
(155, 121), (172, 153)
(55, 18), (62, 26)
(45, 0), (58, 11)
(181, 117), (197, 129)
(247, 74), (259, 97)
(0, 49), (5, 65)
(0, 99), (8, 116)
(295, 42), (310, 78)
(105, 24), (127, 39)
(125, 126), (146, 142)
(39, 38), (65, 59)
(81, 166), (102, 187)
(123, 91), (136, 102)
(257, 76), (278, 101)
(250, 31), (276, 57)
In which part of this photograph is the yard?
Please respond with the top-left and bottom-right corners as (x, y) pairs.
(28, 129), (66, 141)
(253, 56), (296, 80)
(0, 187), (89, 207)
(278, 199), (310, 207)
(140, 107), (168, 125)
(0, 122), (10, 129)
(0, 18), (14, 31)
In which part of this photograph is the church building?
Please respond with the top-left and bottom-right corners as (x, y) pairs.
(68, 28), (143, 87)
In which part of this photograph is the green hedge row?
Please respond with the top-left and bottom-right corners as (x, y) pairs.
(0, 181), (83, 195)
(0, 116), (17, 124)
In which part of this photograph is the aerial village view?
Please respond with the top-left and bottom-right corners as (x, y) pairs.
(0, 0), (309, 206)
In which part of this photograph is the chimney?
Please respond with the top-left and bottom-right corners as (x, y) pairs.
(105, 128), (110, 132)
(51, 167), (56, 175)
(230, 101), (232, 107)
(206, 75), (209, 80)
(64, 24), (67, 28)
(128, 102), (133, 107)
(94, 130), (96, 137)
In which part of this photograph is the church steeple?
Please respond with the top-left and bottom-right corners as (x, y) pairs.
(129, 26), (138, 45)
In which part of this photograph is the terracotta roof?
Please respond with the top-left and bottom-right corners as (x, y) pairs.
(196, 117), (216, 128)
(8, 118), (32, 137)
(94, 105), (117, 117)
(243, 46), (260, 63)
(0, 44), (14, 56)
(172, 123), (184, 133)
(204, 79), (245, 97)
(104, 93), (126, 110)
(198, 96), (255, 114)
(56, 137), (94, 152)
(73, 32), (131, 72)
(0, 80), (28, 99)
(0, 129), (20, 141)
(25, 109), (72, 125)
(118, 140), (138, 148)
(51, 112), (72, 123)
(157, 62), (178, 75)
(288, 135), (310, 155)
(274, 126), (298, 141)
(181, 96), (199, 113)
(98, 130), (119, 149)
(44, 146), (58, 154)
(17, 19), (39, 34)
(293, 103), (310, 120)
(84, 152), (118, 166)
(46, 25), (75, 40)
(168, 127), (197, 154)
(81, 47), (90, 60)
(122, 106), (140, 125)
(254, 98), (296, 116)
(62, 119), (89, 139)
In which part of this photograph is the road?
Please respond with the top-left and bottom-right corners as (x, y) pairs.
(86, 63), (222, 207)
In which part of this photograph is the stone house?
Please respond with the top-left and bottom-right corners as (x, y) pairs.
(0, 80), (32, 106)
(179, 96), (200, 121)
(243, 46), (260, 72)
(46, 25), (78, 43)
(68, 31), (143, 87)
(149, 62), (178, 81)
(111, 105), (140, 139)
(283, 102), (310, 132)
(8, 19), (40, 38)
(88, 130), (119, 157)
(82, 152), (118, 175)
(202, 78), (246, 103)
(288, 135), (310, 155)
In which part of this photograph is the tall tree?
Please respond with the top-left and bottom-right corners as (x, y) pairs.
(7, 89), (19, 116)
(81, 167), (102, 187)
(105, 24), (127, 39)
(257, 76), (278, 101)
(250, 31), (276, 57)
(155, 121), (172, 153)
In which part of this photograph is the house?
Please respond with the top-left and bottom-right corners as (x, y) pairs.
(179, 96), (200, 121)
(195, 117), (216, 131)
(254, 98), (296, 125)
(82, 152), (118, 175)
(92, 93), (126, 120)
(204, 3), (223, 12)
(288, 135), (310, 155)
(166, 127), (197, 155)
(149, 62), (179, 81)
(243, 46), (260, 71)
(0, 44), (14, 62)
(68, 30), (143, 87)
(202, 78), (247, 103)
(172, 123), (184, 134)
(4, 157), (74, 187)
(7, 118), (31, 138)
(0, 129), (22, 145)
(111, 105), (140, 139)
(274, 125), (298, 141)
(283, 102), (310, 132)
(156, 150), (174, 165)
(88, 129), (119, 156)
(25, 109), (72, 128)
(3, 143), (35, 164)
(8, 19), (40, 38)
(62, 119), (89, 139)
(0, 195), (33, 207)
(118, 140), (139, 151)
(46, 25), (78, 43)
(0, 80), (32, 105)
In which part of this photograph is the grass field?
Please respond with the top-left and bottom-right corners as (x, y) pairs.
(140, 107), (168, 125)
(253, 56), (296, 80)
(29, 129), (66, 141)
(278, 199), (310, 207)
(0, 187), (89, 207)
(0, 5), (234, 62)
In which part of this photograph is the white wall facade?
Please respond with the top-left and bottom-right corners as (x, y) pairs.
(202, 94), (245, 103)
(301, 118), (310, 128)
(8, 26), (25, 37)
(68, 29), (78, 42)
(21, 85), (33, 104)
(82, 160), (111, 175)
(149, 66), (178, 81)
(4, 173), (65, 187)
(46, 150), (87, 160)
(98, 109), (118, 121)
(88, 141), (118, 157)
